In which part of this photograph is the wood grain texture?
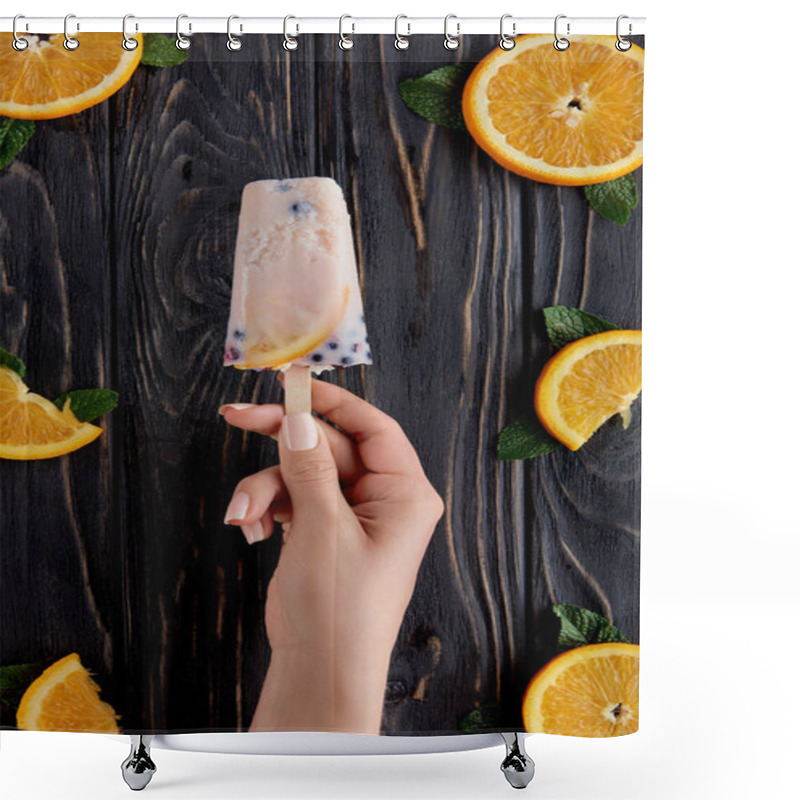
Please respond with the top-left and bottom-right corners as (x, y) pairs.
(0, 107), (129, 724)
(0, 34), (641, 734)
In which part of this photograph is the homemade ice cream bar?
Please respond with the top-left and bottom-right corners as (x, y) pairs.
(223, 178), (371, 373)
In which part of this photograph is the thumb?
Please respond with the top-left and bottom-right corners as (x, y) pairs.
(278, 412), (341, 514)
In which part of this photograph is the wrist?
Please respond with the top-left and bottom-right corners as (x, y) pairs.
(249, 644), (392, 734)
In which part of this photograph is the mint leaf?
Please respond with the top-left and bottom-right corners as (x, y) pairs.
(552, 604), (630, 649)
(543, 306), (618, 350)
(0, 347), (26, 378)
(53, 389), (118, 422)
(141, 33), (188, 68)
(0, 117), (35, 170)
(584, 174), (639, 225)
(0, 662), (48, 712)
(498, 414), (562, 460)
(0, 662), (47, 692)
(399, 65), (472, 130)
(459, 703), (503, 732)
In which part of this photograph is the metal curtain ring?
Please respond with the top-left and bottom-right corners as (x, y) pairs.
(122, 15), (138, 51)
(616, 14), (632, 51)
(394, 15), (410, 50)
(499, 14), (516, 50)
(175, 14), (191, 50)
(553, 14), (570, 51)
(283, 15), (298, 51)
(227, 15), (242, 51)
(63, 13), (79, 51)
(12, 15), (29, 51)
(339, 15), (354, 50)
(443, 14), (459, 50)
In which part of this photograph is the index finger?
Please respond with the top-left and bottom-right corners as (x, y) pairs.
(294, 378), (425, 478)
(220, 403), (363, 483)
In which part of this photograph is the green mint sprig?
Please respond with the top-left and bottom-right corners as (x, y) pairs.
(584, 174), (639, 225)
(498, 414), (562, 460)
(53, 389), (119, 423)
(0, 661), (49, 713)
(552, 604), (630, 649)
(497, 307), (619, 460)
(141, 33), (189, 68)
(0, 347), (26, 378)
(0, 117), (35, 171)
(459, 703), (503, 732)
(399, 65), (471, 130)
(2, 348), (117, 423)
(543, 306), (618, 350)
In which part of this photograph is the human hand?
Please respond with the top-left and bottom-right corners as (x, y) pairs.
(219, 379), (444, 732)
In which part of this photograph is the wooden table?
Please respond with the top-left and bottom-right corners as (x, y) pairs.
(0, 34), (641, 734)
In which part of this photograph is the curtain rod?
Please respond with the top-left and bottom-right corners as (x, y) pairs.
(1, 16), (646, 36)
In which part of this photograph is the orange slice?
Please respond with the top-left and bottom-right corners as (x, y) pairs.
(0, 33), (142, 120)
(235, 287), (350, 370)
(16, 653), (121, 733)
(0, 366), (103, 460)
(522, 642), (639, 736)
(534, 329), (641, 451)
(463, 35), (644, 185)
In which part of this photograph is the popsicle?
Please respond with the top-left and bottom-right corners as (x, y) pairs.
(223, 177), (370, 413)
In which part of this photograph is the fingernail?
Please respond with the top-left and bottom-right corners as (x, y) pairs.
(242, 521), (265, 544)
(281, 413), (318, 451)
(225, 492), (250, 523)
(219, 403), (257, 415)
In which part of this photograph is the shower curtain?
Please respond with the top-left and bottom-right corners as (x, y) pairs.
(0, 29), (643, 738)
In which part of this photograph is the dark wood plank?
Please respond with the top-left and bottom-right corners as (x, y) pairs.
(0, 105), (129, 723)
(314, 34), (641, 731)
(523, 173), (642, 680)
(109, 34), (321, 732)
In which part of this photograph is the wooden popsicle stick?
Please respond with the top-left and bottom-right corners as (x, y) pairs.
(283, 364), (312, 415)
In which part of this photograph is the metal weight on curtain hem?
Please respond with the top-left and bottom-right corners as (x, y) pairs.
(117, 734), (535, 792)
